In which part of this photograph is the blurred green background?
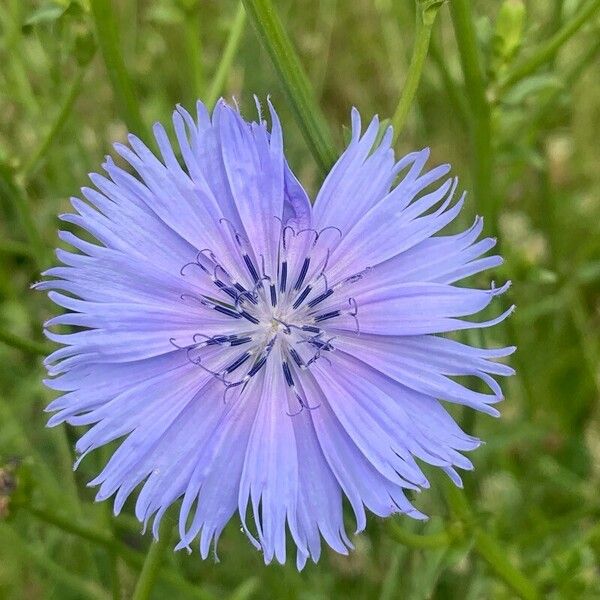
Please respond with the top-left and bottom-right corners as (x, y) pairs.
(1, 0), (600, 598)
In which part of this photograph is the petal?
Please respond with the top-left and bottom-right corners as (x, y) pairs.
(238, 346), (301, 564)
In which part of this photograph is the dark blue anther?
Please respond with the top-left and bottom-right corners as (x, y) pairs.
(232, 282), (258, 305)
(279, 261), (288, 292)
(224, 352), (251, 374)
(230, 335), (253, 347)
(289, 348), (305, 368)
(301, 325), (321, 334)
(282, 361), (294, 387)
(307, 288), (334, 308)
(213, 279), (239, 300)
(248, 355), (268, 377)
(294, 258), (310, 290)
(309, 338), (334, 351)
(314, 310), (341, 323)
(239, 310), (260, 324)
(292, 285), (312, 309)
(243, 254), (260, 283)
(214, 305), (242, 319)
(270, 284), (277, 307)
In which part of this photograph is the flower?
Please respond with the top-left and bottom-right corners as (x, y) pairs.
(39, 99), (514, 568)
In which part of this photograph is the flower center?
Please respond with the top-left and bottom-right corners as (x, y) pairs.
(175, 219), (369, 413)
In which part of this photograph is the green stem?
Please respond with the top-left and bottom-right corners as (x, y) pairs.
(0, 238), (36, 260)
(444, 484), (540, 600)
(473, 529), (540, 600)
(183, 1), (205, 104)
(132, 521), (172, 600)
(0, 165), (48, 269)
(525, 35), (600, 141)
(391, 1), (442, 142)
(428, 35), (469, 130)
(22, 504), (212, 600)
(0, 524), (110, 600)
(90, 0), (149, 143)
(23, 69), (86, 180)
(449, 0), (494, 227)
(205, 3), (247, 110)
(242, 0), (337, 174)
(500, 0), (600, 92)
(387, 519), (451, 549)
(0, 329), (52, 356)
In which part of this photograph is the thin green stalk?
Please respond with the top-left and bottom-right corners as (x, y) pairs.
(387, 519), (451, 549)
(500, 0), (600, 92)
(227, 577), (260, 600)
(428, 35), (469, 130)
(449, 0), (494, 227)
(22, 504), (212, 600)
(0, 165), (48, 269)
(90, 0), (149, 143)
(525, 36), (600, 141)
(242, 0), (337, 174)
(132, 521), (172, 600)
(183, 1), (206, 104)
(23, 69), (86, 180)
(378, 546), (405, 600)
(205, 3), (247, 110)
(0, 524), (110, 600)
(0, 238), (36, 260)
(391, 1), (443, 142)
(0, 329), (52, 356)
(109, 551), (122, 600)
(444, 484), (540, 600)
(473, 529), (540, 600)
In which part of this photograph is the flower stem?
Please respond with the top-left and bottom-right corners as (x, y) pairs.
(449, 0), (495, 227)
(22, 68), (86, 180)
(205, 2), (247, 110)
(499, 0), (600, 92)
(89, 0), (150, 143)
(0, 523), (111, 600)
(0, 165), (48, 269)
(22, 503), (212, 600)
(387, 519), (451, 549)
(242, 0), (337, 174)
(473, 529), (540, 600)
(183, 0), (206, 106)
(132, 520), (172, 600)
(0, 328), (52, 356)
(391, 1), (442, 143)
(444, 484), (540, 600)
(0, 238), (36, 260)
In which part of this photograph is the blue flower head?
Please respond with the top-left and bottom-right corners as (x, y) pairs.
(39, 99), (514, 568)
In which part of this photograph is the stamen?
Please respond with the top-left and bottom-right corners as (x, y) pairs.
(243, 254), (260, 283)
(224, 352), (251, 374)
(270, 284), (277, 307)
(301, 325), (321, 334)
(213, 305), (243, 319)
(294, 258), (310, 290)
(289, 347), (305, 369)
(307, 288), (334, 308)
(279, 261), (288, 292)
(292, 285), (312, 309)
(239, 310), (260, 325)
(282, 361), (294, 387)
(314, 310), (341, 323)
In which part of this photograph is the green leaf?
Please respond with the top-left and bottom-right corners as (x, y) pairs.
(242, 0), (337, 175)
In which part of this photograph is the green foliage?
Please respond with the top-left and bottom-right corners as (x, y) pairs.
(1, 0), (600, 598)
